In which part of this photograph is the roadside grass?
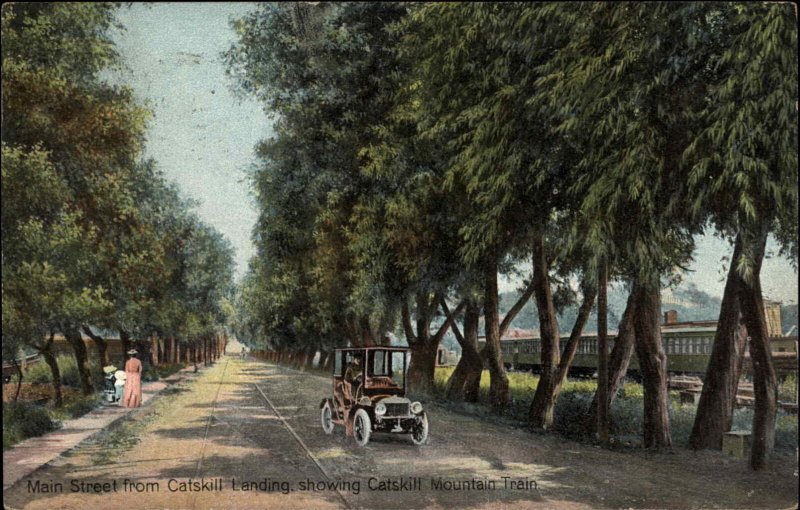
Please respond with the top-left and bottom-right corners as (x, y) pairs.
(142, 362), (187, 382)
(433, 367), (798, 451)
(85, 386), (177, 465)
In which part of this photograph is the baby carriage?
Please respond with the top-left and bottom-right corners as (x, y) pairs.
(103, 365), (118, 403)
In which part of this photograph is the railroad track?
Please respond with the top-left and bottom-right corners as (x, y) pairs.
(190, 358), (229, 510)
(253, 381), (351, 509)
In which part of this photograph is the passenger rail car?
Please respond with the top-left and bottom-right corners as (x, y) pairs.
(478, 326), (798, 376)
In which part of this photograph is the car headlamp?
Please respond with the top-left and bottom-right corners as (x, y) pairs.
(410, 401), (423, 414)
(375, 402), (387, 416)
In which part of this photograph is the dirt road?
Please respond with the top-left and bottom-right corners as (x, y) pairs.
(4, 358), (797, 509)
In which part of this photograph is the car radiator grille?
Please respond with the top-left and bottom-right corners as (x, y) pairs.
(385, 403), (409, 416)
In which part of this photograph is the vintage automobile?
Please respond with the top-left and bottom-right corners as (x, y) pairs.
(319, 347), (428, 446)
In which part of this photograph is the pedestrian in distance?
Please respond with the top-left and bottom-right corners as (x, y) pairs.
(122, 349), (143, 408)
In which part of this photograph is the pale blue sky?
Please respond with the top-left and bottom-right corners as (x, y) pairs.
(109, 3), (798, 304)
(110, 2), (270, 280)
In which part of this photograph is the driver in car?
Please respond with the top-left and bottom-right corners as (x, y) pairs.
(343, 355), (363, 403)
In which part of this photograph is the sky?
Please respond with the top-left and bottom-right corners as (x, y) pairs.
(109, 3), (798, 304)
(110, 3), (271, 280)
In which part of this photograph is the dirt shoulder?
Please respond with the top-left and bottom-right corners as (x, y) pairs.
(3, 358), (798, 509)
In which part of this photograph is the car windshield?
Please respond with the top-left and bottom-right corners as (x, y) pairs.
(367, 350), (406, 389)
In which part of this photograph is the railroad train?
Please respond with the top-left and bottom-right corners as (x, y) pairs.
(477, 310), (798, 377)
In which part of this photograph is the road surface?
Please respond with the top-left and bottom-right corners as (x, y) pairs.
(3, 357), (798, 509)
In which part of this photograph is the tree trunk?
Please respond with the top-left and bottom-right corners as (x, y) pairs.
(585, 292), (637, 431)
(445, 302), (483, 402)
(120, 329), (132, 365)
(150, 335), (159, 366)
(529, 233), (561, 429)
(632, 278), (671, 448)
(407, 340), (439, 396)
(553, 280), (597, 399)
(690, 234), (749, 450)
(736, 229), (776, 470)
(499, 280), (536, 338)
(83, 326), (110, 367)
(42, 347), (63, 407)
(12, 359), (23, 403)
(596, 262), (610, 443)
(404, 294), (434, 395)
(65, 326), (94, 395)
(404, 294), (463, 396)
(359, 315), (376, 347)
(484, 258), (510, 414)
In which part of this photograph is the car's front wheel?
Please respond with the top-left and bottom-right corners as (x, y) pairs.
(410, 412), (429, 445)
(353, 408), (371, 446)
(321, 401), (335, 435)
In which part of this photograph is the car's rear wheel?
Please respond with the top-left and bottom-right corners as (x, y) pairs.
(321, 401), (334, 435)
(411, 412), (429, 445)
(353, 409), (371, 446)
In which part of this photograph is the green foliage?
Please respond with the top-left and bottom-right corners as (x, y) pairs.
(52, 394), (102, 421)
(2, 3), (234, 370)
(227, 3), (415, 351)
(18, 354), (98, 389)
(778, 375), (797, 402)
(435, 367), (797, 449)
(682, 3), (798, 263)
(23, 359), (56, 385)
(2, 401), (61, 449)
(141, 363), (185, 383)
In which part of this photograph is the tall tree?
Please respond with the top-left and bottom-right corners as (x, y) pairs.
(3, 2), (149, 395)
(684, 3), (797, 469)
